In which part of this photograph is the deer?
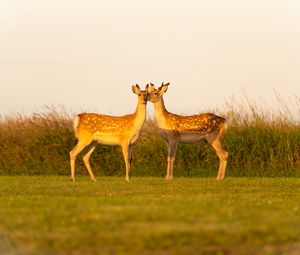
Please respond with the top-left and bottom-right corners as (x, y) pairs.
(70, 84), (149, 182)
(147, 83), (228, 181)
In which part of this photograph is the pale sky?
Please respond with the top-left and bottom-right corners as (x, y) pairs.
(0, 0), (299, 117)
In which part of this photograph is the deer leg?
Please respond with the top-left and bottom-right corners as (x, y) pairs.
(122, 143), (132, 182)
(82, 142), (97, 182)
(70, 139), (90, 182)
(211, 138), (228, 181)
(166, 141), (178, 180)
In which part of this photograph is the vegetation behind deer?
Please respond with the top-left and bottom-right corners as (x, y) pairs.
(0, 96), (299, 177)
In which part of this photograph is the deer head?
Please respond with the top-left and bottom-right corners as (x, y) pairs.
(132, 84), (149, 104)
(147, 82), (170, 103)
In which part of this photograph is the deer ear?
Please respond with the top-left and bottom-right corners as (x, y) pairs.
(132, 85), (137, 94)
(147, 83), (155, 92)
(132, 84), (141, 94)
(159, 82), (169, 95)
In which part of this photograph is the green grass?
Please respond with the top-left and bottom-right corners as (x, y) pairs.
(0, 176), (299, 255)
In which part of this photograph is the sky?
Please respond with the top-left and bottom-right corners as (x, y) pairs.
(0, 0), (299, 117)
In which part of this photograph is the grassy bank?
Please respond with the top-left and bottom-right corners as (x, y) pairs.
(0, 96), (299, 177)
(0, 176), (299, 255)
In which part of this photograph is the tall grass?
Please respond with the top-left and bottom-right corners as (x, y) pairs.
(221, 94), (300, 176)
(0, 96), (299, 177)
(0, 107), (73, 175)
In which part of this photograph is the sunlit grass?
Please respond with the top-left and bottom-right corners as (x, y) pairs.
(0, 176), (299, 255)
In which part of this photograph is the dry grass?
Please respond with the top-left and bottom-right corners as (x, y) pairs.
(0, 96), (299, 177)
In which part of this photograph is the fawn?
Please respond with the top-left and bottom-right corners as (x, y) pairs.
(70, 84), (148, 182)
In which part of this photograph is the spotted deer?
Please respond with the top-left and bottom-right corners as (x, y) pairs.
(70, 84), (148, 182)
(147, 83), (228, 180)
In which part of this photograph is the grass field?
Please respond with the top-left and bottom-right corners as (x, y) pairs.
(0, 176), (299, 255)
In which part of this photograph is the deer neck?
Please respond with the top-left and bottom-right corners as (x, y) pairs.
(133, 101), (147, 130)
(153, 97), (169, 129)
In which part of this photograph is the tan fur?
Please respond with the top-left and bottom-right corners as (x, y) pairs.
(73, 115), (80, 135)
